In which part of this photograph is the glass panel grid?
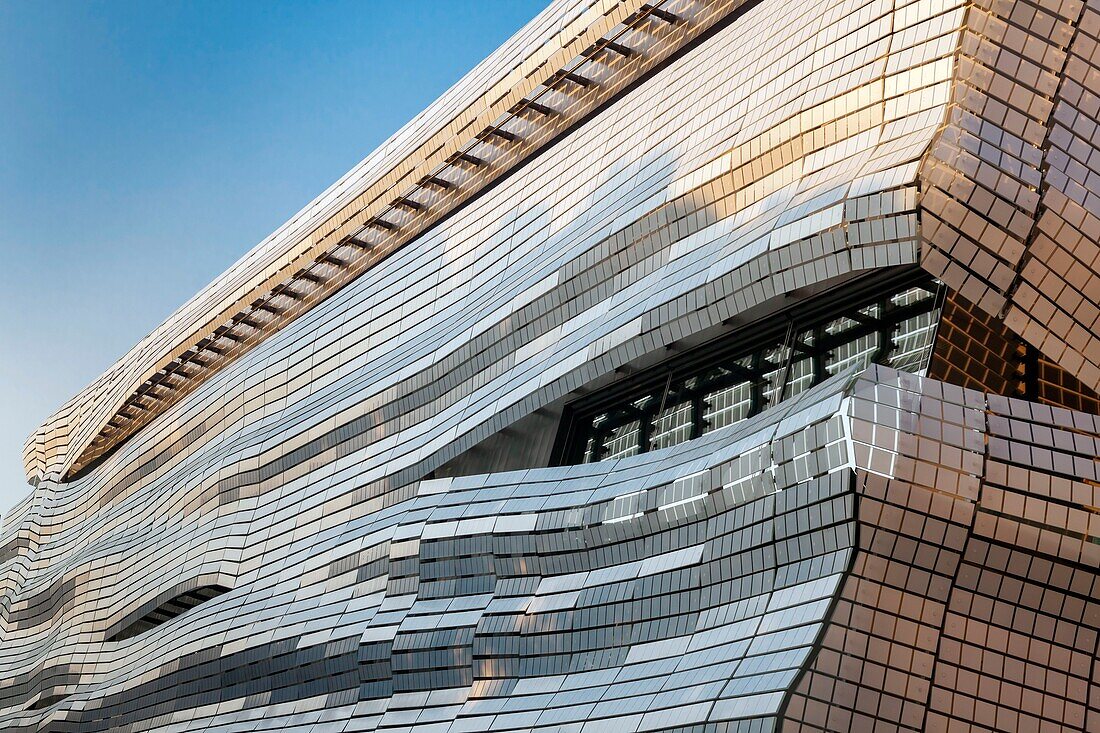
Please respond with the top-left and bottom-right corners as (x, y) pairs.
(564, 277), (943, 465)
(703, 380), (753, 432)
(891, 311), (938, 374)
(601, 419), (641, 460)
(650, 401), (693, 451)
(827, 332), (880, 376)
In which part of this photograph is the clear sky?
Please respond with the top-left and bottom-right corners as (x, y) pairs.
(0, 0), (547, 520)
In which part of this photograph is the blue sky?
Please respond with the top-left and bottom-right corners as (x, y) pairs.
(0, 0), (547, 518)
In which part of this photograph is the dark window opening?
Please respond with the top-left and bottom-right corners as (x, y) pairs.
(554, 273), (943, 465)
(27, 692), (70, 711)
(108, 584), (231, 642)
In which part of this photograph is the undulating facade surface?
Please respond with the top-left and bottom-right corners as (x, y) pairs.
(2, 1), (1099, 731)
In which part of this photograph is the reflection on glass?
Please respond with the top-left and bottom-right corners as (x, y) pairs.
(565, 278), (942, 464)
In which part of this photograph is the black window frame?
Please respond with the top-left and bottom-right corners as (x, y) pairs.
(551, 269), (943, 466)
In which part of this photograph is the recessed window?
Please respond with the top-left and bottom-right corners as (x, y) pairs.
(27, 691), (70, 711)
(554, 275), (943, 465)
(108, 584), (231, 642)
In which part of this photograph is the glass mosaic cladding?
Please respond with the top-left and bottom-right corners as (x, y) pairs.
(3, 1), (1099, 732)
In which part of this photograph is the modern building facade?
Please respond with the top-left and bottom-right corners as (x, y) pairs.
(2, 0), (1099, 731)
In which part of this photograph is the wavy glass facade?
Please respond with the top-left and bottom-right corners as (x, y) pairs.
(2, 1), (1099, 731)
